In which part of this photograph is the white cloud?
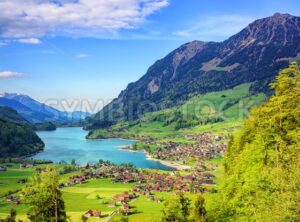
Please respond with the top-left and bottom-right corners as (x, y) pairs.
(18, 38), (42, 44)
(173, 15), (254, 41)
(0, 71), (27, 79)
(0, 0), (169, 38)
(75, 54), (91, 59)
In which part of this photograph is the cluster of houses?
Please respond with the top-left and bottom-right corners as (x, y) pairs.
(131, 171), (215, 194)
(63, 166), (216, 195)
(113, 192), (136, 203)
(0, 166), (6, 172)
(0, 163), (14, 172)
(84, 191), (135, 217)
(144, 133), (227, 163)
(20, 162), (34, 168)
(0, 162), (35, 172)
(59, 167), (137, 188)
(113, 191), (136, 215)
(5, 195), (20, 205)
(84, 210), (101, 218)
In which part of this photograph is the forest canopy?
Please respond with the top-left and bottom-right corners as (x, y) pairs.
(214, 62), (300, 221)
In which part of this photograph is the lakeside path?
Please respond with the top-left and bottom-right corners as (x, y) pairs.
(119, 146), (191, 171)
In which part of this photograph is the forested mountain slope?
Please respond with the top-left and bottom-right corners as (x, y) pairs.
(0, 107), (44, 158)
(214, 62), (300, 221)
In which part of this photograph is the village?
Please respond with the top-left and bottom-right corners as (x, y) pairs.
(64, 165), (217, 192)
(143, 133), (226, 163)
(64, 165), (218, 218)
(3, 162), (219, 218)
(1, 133), (226, 219)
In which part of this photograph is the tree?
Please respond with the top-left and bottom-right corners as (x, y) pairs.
(22, 166), (67, 222)
(178, 193), (191, 221)
(193, 195), (208, 222)
(214, 62), (300, 221)
(162, 193), (191, 222)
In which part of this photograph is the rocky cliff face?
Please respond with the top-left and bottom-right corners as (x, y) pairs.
(87, 13), (300, 129)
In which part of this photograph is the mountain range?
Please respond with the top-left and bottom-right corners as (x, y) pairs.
(0, 93), (91, 124)
(87, 13), (300, 129)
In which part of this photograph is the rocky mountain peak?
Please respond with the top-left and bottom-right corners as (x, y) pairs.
(218, 13), (300, 59)
(88, 14), (300, 128)
(272, 12), (293, 19)
(241, 12), (299, 45)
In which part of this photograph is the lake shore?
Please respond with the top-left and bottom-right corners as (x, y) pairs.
(146, 154), (191, 171)
(119, 145), (191, 171)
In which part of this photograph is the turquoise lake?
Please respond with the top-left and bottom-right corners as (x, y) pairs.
(34, 127), (173, 170)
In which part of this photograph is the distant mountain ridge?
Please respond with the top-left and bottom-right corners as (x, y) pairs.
(87, 13), (300, 129)
(0, 93), (92, 124)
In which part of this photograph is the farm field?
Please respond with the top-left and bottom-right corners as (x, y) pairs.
(0, 161), (222, 222)
(0, 166), (133, 221)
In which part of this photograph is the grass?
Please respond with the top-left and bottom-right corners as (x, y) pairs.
(0, 166), (136, 221)
(0, 83), (267, 221)
(121, 195), (165, 222)
(110, 192), (202, 222)
(0, 164), (33, 216)
(0, 165), (221, 222)
(89, 83), (266, 144)
(0, 164), (35, 197)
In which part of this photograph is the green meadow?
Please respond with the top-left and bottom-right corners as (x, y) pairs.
(0, 166), (132, 221)
(88, 83), (266, 143)
(0, 161), (222, 222)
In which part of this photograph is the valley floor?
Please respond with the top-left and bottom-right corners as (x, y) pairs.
(0, 156), (223, 222)
(0, 85), (264, 221)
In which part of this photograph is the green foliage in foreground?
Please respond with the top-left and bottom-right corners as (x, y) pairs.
(22, 166), (67, 222)
(214, 62), (300, 221)
(162, 193), (208, 222)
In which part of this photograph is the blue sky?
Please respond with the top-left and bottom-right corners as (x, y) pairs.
(0, 0), (300, 112)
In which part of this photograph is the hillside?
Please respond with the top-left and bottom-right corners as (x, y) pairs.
(0, 106), (30, 126)
(0, 107), (44, 158)
(214, 62), (300, 221)
(32, 122), (57, 131)
(87, 83), (266, 141)
(87, 13), (300, 129)
(0, 93), (91, 124)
